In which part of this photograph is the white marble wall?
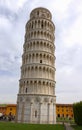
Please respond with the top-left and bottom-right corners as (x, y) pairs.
(17, 95), (56, 124)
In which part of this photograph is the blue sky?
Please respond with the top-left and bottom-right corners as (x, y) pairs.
(0, 0), (82, 104)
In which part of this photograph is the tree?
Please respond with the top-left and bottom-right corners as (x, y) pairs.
(73, 101), (82, 125)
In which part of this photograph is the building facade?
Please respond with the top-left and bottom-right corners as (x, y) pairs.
(0, 104), (74, 120)
(6, 104), (16, 116)
(56, 104), (73, 119)
(16, 7), (56, 124)
(0, 105), (6, 115)
(0, 104), (16, 116)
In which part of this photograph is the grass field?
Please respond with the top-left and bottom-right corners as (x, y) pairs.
(72, 125), (82, 130)
(0, 122), (64, 130)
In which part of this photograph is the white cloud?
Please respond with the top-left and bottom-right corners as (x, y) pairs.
(0, 16), (12, 30)
(0, 76), (19, 103)
(62, 15), (82, 47)
(0, 0), (27, 12)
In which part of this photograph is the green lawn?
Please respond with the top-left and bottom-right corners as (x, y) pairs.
(0, 122), (64, 130)
(72, 125), (82, 130)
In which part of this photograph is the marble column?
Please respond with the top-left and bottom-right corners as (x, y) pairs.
(53, 103), (56, 124)
(21, 102), (25, 122)
(47, 103), (50, 124)
(39, 102), (42, 123)
(30, 102), (33, 123)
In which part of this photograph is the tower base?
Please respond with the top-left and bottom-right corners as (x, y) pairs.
(16, 94), (56, 124)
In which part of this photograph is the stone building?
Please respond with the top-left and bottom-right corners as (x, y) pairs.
(16, 7), (56, 124)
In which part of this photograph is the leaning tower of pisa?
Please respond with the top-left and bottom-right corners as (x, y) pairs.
(16, 7), (56, 124)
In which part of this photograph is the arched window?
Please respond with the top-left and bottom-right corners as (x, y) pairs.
(37, 11), (39, 15)
(26, 88), (27, 93)
(40, 60), (42, 63)
(35, 110), (37, 118)
(58, 114), (60, 117)
(32, 24), (33, 29)
(41, 21), (43, 28)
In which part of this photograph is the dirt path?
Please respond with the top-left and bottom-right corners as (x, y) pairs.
(64, 123), (74, 130)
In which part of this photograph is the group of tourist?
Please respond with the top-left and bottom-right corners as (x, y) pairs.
(0, 114), (15, 121)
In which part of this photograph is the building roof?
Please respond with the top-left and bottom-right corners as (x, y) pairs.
(0, 104), (7, 107)
(56, 104), (73, 106)
(0, 104), (16, 107)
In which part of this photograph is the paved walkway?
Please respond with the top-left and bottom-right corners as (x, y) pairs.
(64, 123), (74, 130)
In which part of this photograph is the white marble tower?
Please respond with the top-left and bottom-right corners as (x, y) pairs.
(16, 7), (56, 124)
